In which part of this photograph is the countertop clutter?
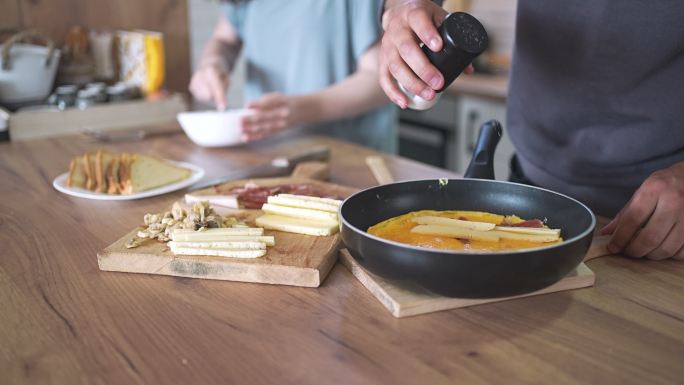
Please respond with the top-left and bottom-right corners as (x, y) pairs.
(1, 130), (683, 385)
(0, 26), (183, 142)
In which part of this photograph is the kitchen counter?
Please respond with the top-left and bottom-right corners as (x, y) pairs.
(446, 73), (509, 101)
(1, 130), (683, 385)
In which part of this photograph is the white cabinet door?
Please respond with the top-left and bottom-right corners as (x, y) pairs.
(454, 96), (514, 180)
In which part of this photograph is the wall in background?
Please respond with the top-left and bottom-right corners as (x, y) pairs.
(188, 0), (245, 108)
(0, 0), (21, 32)
(0, 0), (191, 93)
(445, 0), (518, 69)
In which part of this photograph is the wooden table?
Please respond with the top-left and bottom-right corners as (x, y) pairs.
(1, 130), (683, 385)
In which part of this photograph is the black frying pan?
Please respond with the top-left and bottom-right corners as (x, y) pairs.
(340, 120), (596, 298)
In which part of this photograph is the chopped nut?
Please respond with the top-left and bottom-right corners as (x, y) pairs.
(126, 200), (241, 248)
(126, 237), (144, 249)
(144, 213), (160, 226)
(171, 202), (186, 221)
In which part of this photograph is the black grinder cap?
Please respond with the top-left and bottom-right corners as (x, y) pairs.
(423, 12), (488, 92)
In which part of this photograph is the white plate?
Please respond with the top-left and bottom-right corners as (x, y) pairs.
(52, 160), (205, 201)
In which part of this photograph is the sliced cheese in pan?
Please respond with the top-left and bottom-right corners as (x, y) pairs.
(411, 224), (500, 242)
(412, 215), (496, 231)
(262, 203), (338, 222)
(256, 214), (338, 236)
(168, 240), (266, 250)
(411, 224), (560, 243)
(494, 226), (561, 236)
(267, 195), (339, 213)
(169, 245), (267, 258)
(489, 230), (560, 243)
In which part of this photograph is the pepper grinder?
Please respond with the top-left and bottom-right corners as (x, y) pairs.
(400, 12), (488, 110)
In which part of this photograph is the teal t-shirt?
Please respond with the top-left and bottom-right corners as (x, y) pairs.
(224, 0), (397, 153)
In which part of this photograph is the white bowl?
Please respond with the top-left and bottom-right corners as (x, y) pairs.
(177, 109), (253, 147)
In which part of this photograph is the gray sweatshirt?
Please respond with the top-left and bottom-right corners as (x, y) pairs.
(507, 0), (684, 217)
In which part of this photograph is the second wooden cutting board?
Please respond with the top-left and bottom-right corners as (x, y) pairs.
(98, 171), (358, 287)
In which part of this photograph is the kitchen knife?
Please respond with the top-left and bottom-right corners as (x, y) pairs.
(188, 145), (330, 191)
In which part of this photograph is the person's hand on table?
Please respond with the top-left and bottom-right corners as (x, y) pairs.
(189, 62), (230, 111)
(241, 93), (302, 142)
(379, 0), (472, 109)
(601, 161), (684, 260)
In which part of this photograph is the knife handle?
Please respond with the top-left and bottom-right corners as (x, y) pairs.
(281, 145), (330, 166)
(291, 161), (329, 180)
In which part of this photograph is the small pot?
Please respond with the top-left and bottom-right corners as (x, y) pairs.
(0, 30), (61, 106)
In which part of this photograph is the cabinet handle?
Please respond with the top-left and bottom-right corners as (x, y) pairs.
(466, 110), (479, 152)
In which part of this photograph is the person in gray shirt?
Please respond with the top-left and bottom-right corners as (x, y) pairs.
(379, 0), (684, 260)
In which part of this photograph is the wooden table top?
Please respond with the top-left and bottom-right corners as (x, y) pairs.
(1, 129), (683, 385)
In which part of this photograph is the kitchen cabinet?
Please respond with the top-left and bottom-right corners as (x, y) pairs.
(397, 75), (513, 180)
(397, 97), (458, 169)
(454, 94), (514, 180)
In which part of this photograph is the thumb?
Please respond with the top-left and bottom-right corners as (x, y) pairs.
(600, 211), (622, 235)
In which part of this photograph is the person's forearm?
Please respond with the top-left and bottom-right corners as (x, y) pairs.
(198, 16), (242, 71)
(294, 44), (389, 125)
(295, 71), (389, 125)
(198, 40), (240, 72)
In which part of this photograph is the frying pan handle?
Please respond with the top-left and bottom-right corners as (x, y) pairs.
(464, 120), (502, 180)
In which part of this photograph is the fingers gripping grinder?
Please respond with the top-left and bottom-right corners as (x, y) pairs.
(400, 12), (489, 110)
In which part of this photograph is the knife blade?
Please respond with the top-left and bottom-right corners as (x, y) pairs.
(189, 145), (330, 191)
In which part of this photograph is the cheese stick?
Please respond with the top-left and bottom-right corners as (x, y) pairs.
(267, 195), (339, 213)
(170, 234), (274, 245)
(168, 241), (266, 250)
(494, 226), (560, 236)
(184, 193), (239, 208)
(412, 216), (496, 231)
(172, 233), (268, 243)
(275, 194), (342, 207)
(171, 228), (264, 236)
(256, 214), (338, 236)
(411, 224), (500, 242)
(169, 245), (266, 258)
(261, 203), (339, 222)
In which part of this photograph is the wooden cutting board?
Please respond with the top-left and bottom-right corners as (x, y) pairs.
(97, 165), (358, 287)
(339, 249), (596, 318)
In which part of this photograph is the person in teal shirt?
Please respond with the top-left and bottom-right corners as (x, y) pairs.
(190, 0), (397, 153)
